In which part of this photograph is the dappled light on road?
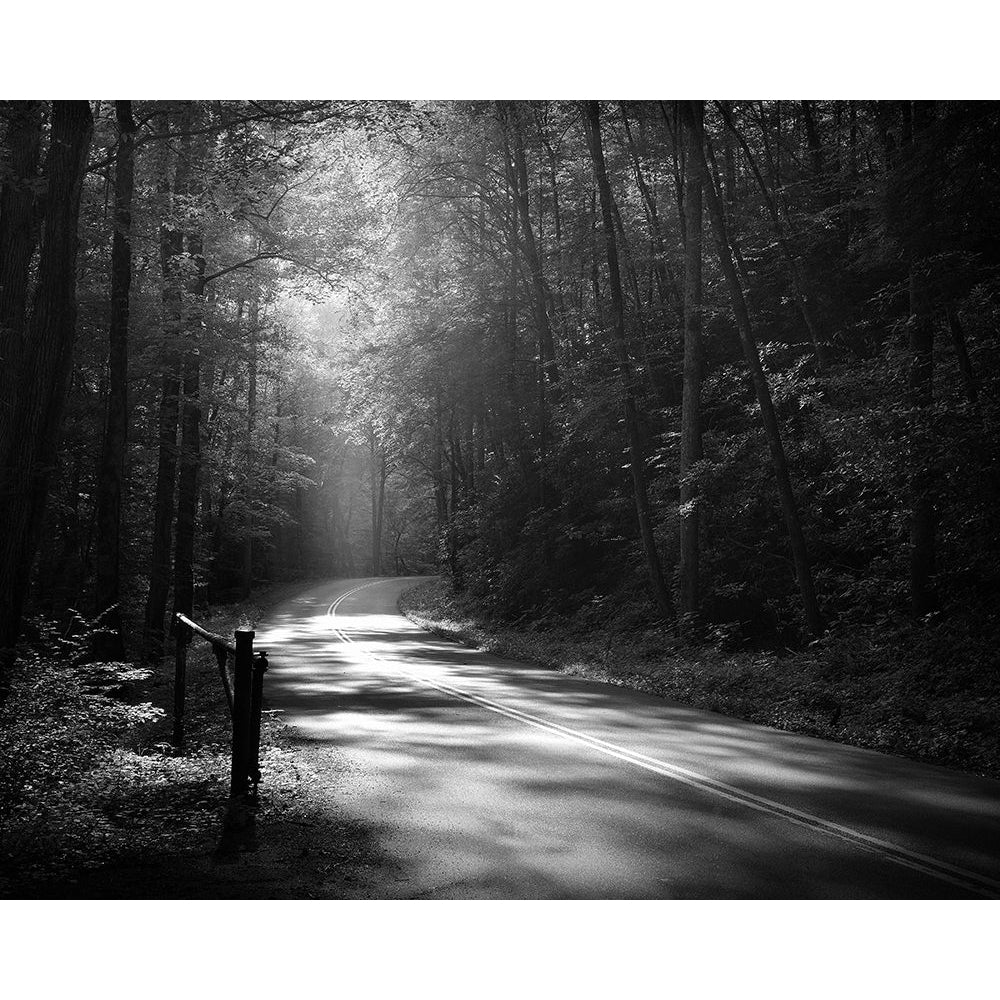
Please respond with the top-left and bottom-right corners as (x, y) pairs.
(256, 578), (1000, 899)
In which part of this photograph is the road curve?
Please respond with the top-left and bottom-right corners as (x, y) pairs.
(257, 576), (1000, 899)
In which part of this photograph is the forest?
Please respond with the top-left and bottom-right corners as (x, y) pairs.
(1, 99), (999, 788)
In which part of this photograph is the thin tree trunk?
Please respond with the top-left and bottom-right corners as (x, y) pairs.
(143, 110), (191, 660)
(716, 102), (830, 368)
(684, 101), (824, 637)
(584, 100), (674, 621)
(679, 101), (704, 625)
(802, 100), (825, 178)
(93, 100), (136, 659)
(503, 101), (560, 395)
(611, 193), (671, 408)
(621, 107), (683, 321)
(0, 101), (94, 685)
(370, 430), (383, 576)
(171, 207), (206, 623)
(946, 306), (978, 408)
(0, 101), (42, 421)
(906, 101), (937, 617)
(242, 294), (259, 599)
(908, 262), (936, 617)
(144, 363), (181, 659)
(375, 450), (387, 575)
(433, 391), (448, 534)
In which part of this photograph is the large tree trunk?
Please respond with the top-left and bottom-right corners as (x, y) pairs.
(684, 101), (824, 638)
(678, 101), (704, 625)
(0, 101), (94, 686)
(93, 100), (137, 659)
(583, 100), (674, 621)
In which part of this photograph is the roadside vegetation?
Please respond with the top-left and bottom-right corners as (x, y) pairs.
(0, 586), (373, 899)
(401, 579), (1000, 782)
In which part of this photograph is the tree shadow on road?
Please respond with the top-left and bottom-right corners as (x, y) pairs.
(256, 609), (1000, 899)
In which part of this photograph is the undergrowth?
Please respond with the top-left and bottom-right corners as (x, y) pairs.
(400, 579), (1000, 781)
(0, 584), (326, 897)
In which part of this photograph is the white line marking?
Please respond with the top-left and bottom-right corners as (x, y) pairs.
(328, 579), (1000, 898)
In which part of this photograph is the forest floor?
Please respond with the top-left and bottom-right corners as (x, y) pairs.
(0, 583), (380, 899)
(400, 579), (1000, 783)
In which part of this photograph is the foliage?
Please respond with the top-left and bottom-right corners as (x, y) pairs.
(402, 579), (1000, 780)
(0, 584), (351, 896)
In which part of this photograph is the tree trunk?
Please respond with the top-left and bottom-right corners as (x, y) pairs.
(946, 306), (978, 408)
(802, 100), (825, 178)
(370, 444), (387, 576)
(0, 101), (42, 420)
(503, 101), (560, 395)
(0, 101), (94, 685)
(171, 215), (206, 623)
(242, 294), (259, 599)
(906, 101), (937, 618)
(684, 101), (824, 637)
(717, 103), (830, 369)
(679, 101), (704, 625)
(621, 107), (683, 321)
(583, 100), (674, 621)
(433, 392), (448, 535)
(93, 100), (136, 660)
(908, 264), (936, 617)
(144, 108), (192, 659)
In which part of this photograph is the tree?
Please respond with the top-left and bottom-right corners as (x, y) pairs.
(0, 101), (94, 688)
(7, 97), (1000, 704)
(682, 100), (824, 637)
(143, 104), (192, 660)
(904, 101), (937, 618)
(679, 100), (704, 625)
(584, 100), (673, 620)
(93, 100), (137, 660)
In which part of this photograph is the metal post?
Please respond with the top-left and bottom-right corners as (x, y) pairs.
(248, 651), (268, 802)
(172, 621), (190, 748)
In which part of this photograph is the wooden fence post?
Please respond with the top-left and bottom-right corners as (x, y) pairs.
(249, 651), (268, 802)
(219, 627), (256, 854)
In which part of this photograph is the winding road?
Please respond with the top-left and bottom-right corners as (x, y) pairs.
(257, 576), (1000, 899)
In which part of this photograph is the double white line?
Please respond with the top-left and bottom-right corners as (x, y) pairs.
(329, 580), (1000, 898)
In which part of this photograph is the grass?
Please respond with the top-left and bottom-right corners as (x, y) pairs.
(399, 578), (1000, 782)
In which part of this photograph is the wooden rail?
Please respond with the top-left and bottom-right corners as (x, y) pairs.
(175, 611), (236, 653)
(173, 611), (269, 854)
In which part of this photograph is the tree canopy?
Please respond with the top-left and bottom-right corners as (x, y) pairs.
(1, 99), (998, 688)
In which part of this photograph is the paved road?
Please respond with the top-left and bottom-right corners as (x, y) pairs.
(257, 576), (1000, 898)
